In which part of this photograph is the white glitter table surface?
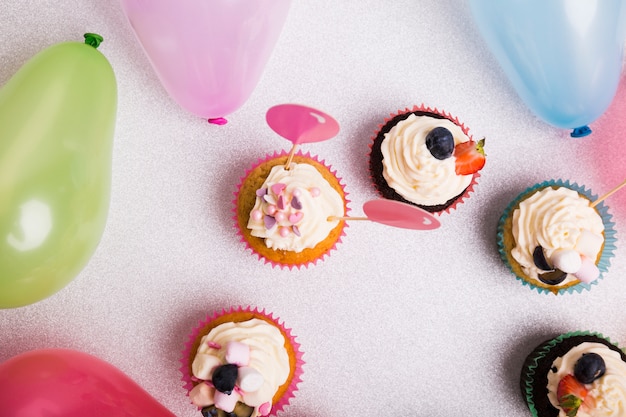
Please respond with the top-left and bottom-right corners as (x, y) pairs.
(2, 1), (626, 416)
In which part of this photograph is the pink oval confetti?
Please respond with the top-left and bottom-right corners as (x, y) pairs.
(309, 187), (320, 197)
(362, 199), (440, 230)
(266, 104), (340, 145)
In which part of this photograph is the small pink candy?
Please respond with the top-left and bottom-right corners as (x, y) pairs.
(292, 188), (301, 197)
(279, 226), (290, 237)
(277, 195), (285, 210)
(207, 341), (221, 349)
(251, 209), (263, 221)
(214, 391), (239, 413)
(225, 341), (250, 366)
(574, 255), (600, 283)
(288, 212), (303, 224)
(259, 402), (271, 416)
(266, 205), (277, 215)
(309, 187), (320, 197)
(271, 183), (286, 196)
(275, 211), (286, 222)
(292, 225), (301, 237)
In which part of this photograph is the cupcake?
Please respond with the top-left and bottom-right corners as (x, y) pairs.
(368, 105), (484, 214)
(180, 306), (304, 417)
(233, 150), (348, 269)
(520, 331), (626, 417)
(497, 179), (616, 295)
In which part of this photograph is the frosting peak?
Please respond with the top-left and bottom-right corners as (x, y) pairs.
(247, 162), (344, 252)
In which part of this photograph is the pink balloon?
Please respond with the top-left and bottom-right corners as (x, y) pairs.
(0, 349), (176, 417)
(363, 199), (441, 230)
(120, 0), (292, 122)
(266, 104), (340, 144)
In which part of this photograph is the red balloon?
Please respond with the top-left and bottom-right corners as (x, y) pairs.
(0, 349), (176, 417)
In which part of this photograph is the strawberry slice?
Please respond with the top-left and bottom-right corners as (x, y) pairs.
(454, 138), (485, 175)
(557, 374), (591, 417)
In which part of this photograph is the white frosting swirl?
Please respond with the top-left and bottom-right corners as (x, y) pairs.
(547, 342), (626, 417)
(380, 114), (473, 206)
(191, 318), (290, 416)
(247, 162), (344, 252)
(511, 187), (604, 284)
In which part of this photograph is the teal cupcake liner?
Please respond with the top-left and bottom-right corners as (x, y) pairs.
(496, 179), (617, 295)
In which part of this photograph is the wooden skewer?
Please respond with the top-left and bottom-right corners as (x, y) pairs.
(327, 216), (369, 222)
(591, 178), (626, 207)
(284, 144), (299, 170)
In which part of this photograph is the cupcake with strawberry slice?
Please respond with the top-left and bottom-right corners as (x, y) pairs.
(368, 105), (484, 214)
(520, 331), (626, 417)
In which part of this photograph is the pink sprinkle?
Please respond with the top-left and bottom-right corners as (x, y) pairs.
(266, 205), (277, 215)
(259, 402), (271, 416)
(279, 226), (290, 237)
(292, 188), (301, 197)
(275, 211), (286, 222)
(309, 187), (320, 197)
(291, 196), (302, 210)
(270, 183), (286, 195)
(251, 209), (263, 221)
(207, 341), (221, 349)
(292, 225), (301, 237)
(277, 195), (285, 210)
(255, 188), (267, 197)
(264, 215), (276, 229)
(288, 212), (303, 224)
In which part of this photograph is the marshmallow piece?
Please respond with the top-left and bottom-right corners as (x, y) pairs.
(225, 341), (250, 366)
(550, 249), (582, 274)
(574, 229), (604, 260)
(189, 383), (214, 407)
(574, 255), (600, 283)
(237, 366), (264, 392)
(192, 353), (222, 380)
(214, 390), (240, 413)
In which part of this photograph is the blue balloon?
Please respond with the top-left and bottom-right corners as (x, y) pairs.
(469, 0), (626, 137)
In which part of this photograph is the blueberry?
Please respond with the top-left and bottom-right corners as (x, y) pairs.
(425, 127), (455, 160)
(538, 269), (567, 285)
(201, 406), (218, 417)
(574, 353), (606, 383)
(212, 364), (238, 394)
(533, 246), (553, 271)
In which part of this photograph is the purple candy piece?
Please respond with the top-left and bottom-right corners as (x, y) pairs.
(277, 195), (285, 210)
(291, 196), (302, 210)
(264, 215), (276, 230)
(292, 225), (301, 237)
(256, 188), (267, 197)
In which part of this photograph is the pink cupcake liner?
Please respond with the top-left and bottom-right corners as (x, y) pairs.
(232, 150), (350, 270)
(180, 306), (304, 416)
(368, 104), (481, 215)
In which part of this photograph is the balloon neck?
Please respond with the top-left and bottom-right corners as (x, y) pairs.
(571, 125), (592, 138)
(208, 117), (228, 125)
(84, 33), (104, 49)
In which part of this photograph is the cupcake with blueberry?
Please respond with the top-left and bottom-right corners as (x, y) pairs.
(368, 105), (485, 214)
(496, 179), (616, 295)
(180, 306), (303, 417)
(233, 150), (348, 269)
(521, 331), (626, 417)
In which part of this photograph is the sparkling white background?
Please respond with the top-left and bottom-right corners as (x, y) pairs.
(1, 1), (626, 416)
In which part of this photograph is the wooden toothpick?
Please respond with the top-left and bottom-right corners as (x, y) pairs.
(591, 178), (626, 207)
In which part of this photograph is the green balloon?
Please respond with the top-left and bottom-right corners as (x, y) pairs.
(0, 34), (117, 308)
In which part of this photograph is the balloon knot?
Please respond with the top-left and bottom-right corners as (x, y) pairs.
(570, 126), (592, 138)
(208, 117), (228, 125)
(84, 33), (104, 49)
